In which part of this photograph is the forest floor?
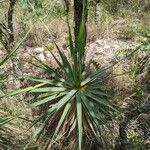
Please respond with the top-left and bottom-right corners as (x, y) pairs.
(0, 6), (150, 149)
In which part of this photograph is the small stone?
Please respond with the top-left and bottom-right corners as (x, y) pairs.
(104, 45), (111, 49)
(113, 44), (120, 49)
(33, 47), (44, 54)
(95, 40), (102, 45)
(114, 41), (119, 44)
(103, 41), (107, 44)
(0, 50), (5, 58)
(37, 53), (45, 62)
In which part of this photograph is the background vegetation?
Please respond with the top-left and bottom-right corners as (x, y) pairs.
(0, 0), (149, 150)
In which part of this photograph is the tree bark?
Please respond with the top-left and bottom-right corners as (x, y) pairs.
(8, 0), (16, 49)
(0, 0), (23, 87)
(0, 0), (16, 51)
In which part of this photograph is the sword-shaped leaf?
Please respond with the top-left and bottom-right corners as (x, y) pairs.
(30, 87), (66, 93)
(54, 89), (77, 111)
(85, 92), (117, 112)
(52, 102), (71, 139)
(76, 92), (83, 150)
(31, 92), (66, 108)
(1, 83), (46, 98)
(0, 117), (12, 126)
(54, 43), (74, 81)
(32, 55), (61, 79)
(20, 76), (63, 87)
(66, 20), (75, 61)
(24, 121), (46, 150)
(0, 28), (31, 66)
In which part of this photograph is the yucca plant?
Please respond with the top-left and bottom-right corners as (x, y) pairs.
(2, 18), (118, 149)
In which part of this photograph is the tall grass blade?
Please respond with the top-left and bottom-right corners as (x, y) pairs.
(0, 28), (32, 65)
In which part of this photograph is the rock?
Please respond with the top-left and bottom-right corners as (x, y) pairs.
(104, 45), (111, 49)
(33, 47), (44, 54)
(113, 44), (120, 49)
(0, 50), (5, 58)
(37, 53), (45, 62)
(114, 41), (119, 44)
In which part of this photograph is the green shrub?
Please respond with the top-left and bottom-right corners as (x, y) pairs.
(128, 132), (145, 150)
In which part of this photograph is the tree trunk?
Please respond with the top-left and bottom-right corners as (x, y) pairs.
(0, 0), (16, 51)
(8, 0), (23, 82)
(8, 0), (16, 49)
(74, 0), (87, 48)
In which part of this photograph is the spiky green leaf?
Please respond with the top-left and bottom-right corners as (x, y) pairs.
(76, 92), (83, 150)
